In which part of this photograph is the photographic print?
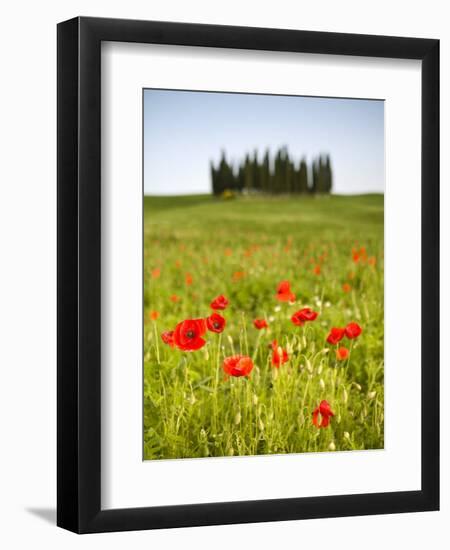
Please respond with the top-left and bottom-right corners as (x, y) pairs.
(143, 89), (384, 460)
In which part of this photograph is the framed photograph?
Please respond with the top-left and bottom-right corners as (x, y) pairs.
(57, 17), (439, 533)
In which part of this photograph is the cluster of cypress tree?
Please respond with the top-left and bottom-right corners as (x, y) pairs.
(210, 147), (333, 196)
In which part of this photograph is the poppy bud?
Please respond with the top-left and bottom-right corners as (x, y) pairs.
(329, 441), (336, 451)
(344, 431), (350, 440)
(342, 388), (348, 403)
(234, 412), (241, 425)
(319, 378), (325, 390)
(368, 391), (377, 399)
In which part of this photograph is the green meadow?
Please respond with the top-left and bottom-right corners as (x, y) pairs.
(143, 194), (384, 460)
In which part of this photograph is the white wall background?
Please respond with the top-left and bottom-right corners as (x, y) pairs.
(0, 1), (447, 548)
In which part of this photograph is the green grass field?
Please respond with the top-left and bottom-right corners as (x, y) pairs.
(143, 194), (384, 460)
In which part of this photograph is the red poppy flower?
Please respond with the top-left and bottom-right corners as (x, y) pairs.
(313, 265), (321, 276)
(206, 312), (226, 333)
(170, 294), (180, 303)
(254, 318), (268, 330)
(326, 327), (345, 345)
(312, 400), (335, 428)
(336, 347), (349, 361)
(210, 294), (229, 310)
(271, 340), (289, 367)
(151, 268), (161, 279)
(291, 307), (319, 326)
(342, 283), (351, 293)
(150, 310), (159, 320)
(173, 318), (207, 351)
(275, 280), (296, 302)
(161, 330), (175, 347)
(232, 270), (245, 281)
(345, 322), (362, 339)
(185, 273), (193, 286)
(223, 355), (254, 378)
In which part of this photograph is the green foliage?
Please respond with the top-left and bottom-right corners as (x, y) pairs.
(144, 194), (384, 459)
(210, 147), (333, 196)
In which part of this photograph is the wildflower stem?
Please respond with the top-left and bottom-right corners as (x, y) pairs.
(252, 331), (262, 361)
(153, 321), (160, 364)
(242, 312), (249, 356)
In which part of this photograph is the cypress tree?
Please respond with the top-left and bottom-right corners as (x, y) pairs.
(318, 156), (325, 193)
(252, 150), (260, 191)
(210, 149), (332, 196)
(274, 149), (282, 194)
(299, 158), (308, 194)
(237, 164), (245, 193)
(210, 161), (217, 195)
(244, 154), (252, 193)
(262, 150), (270, 193)
(325, 155), (333, 193)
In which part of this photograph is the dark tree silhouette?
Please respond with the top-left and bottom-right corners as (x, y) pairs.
(210, 147), (333, 196)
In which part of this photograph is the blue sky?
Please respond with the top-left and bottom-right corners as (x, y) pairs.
(143, 89), (384, 196)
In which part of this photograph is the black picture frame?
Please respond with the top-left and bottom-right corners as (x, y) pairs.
(57, 16), (439, 533)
